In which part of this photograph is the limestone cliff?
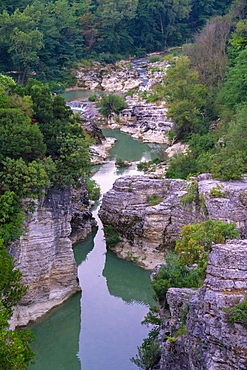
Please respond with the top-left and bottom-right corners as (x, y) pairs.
(99, 174), (247, 269)
(9, 184), (95, 328)
(159, 240), (247, 370)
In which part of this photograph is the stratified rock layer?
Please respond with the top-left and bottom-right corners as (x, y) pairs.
(99, 174), (247, 269)
(159, 240), (247, 370)
(9, 185), (95, 328)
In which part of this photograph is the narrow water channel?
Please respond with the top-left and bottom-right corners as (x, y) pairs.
(28, 129), (163, 370)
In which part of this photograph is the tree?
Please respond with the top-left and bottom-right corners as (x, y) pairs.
(0, 7), (43, 83)
(217, 47), (247, 111)
(0, 107), (46, 161)
(186, 16), (232, 86)
(155, 56), (208, 141)
(130, 327), (161, 370)
(96, 93), (127, 117)
(0, 240), (35, 369)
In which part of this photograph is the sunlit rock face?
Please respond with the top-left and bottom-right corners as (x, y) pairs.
(9, 184), (95, 328)
(159, 240), (247, 370)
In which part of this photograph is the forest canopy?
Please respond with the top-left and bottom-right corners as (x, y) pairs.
(0, 0), (235, 86)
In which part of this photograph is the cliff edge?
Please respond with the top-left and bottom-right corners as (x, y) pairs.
(9, 184), (95, 328)
(159, 240), (247, 370)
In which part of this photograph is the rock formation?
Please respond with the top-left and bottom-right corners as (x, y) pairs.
(158, 240), (247, 370)
(99, 173), (247, 269)
(118, 96), (173, 144)
(74, 61), (141, 92)
(9, 184), (95, 328)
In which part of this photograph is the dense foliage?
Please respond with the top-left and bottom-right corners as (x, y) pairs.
(138, 1), (247, 181)
(130, 327), (161, 370)
(0, 75), (91, 367)
(152, 220), (239, 301)
(96, 93), (127, 117)
(0, 240), (35, 369)
(0, 0), (235, 86)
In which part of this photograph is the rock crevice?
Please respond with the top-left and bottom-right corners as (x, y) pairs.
(159, 240), (247, 370)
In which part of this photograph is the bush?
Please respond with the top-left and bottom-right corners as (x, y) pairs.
(147, 194), (163, 206)
(96, 94), (127, 117)
(151, 253), (202, 301)
(130, 327), (161, 370)
(86, 179), (100, 201)
(223, 296), (247, 329)
(166, 153), (198, 179)
(148, 55), (163, 63)
(115, 157), (129, 167)
(88, 94), (98, 102)
(104, 225), (121, 248)
(180, 181), (199, 205)
(175, 219), (239, 268)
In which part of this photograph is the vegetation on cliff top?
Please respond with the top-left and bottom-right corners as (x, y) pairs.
(140, 1), (247, 182)
(0, 75), (91, 368)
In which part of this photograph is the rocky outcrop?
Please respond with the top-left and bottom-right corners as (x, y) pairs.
(9, 184), (95, 328)
(99, 174), (247, 269)
(101, 68), (141, 92)
(145, 60), (170, 91)
(74, 61), (141, 92)
(118, 96), (173, 144)
(159, 240), (247, 370)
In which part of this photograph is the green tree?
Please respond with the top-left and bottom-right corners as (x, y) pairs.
(175, 219), (239, 268)
(96, 93), (127, 117)
(0, 240), (35, 369)
(151, 253), (202, 301)
(130, 327), (161, 370)
(155, 56), (208, 141)
(0, 191), (24, 243)
(0, 7), (43, 83)
(0, 108), (46, 161)
(217, 47), (247, 111)
(0, 158), (50, 198)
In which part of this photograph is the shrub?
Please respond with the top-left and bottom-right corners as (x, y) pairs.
(151, 253), (202, 301)
(96, 94), (127, 117)
(223, 295), (247, 329)
(104, 225), (121, 248)
(175, 219), (239, 268)
(209, 185), (227, 198)
(115, 157), (130, 167)
(130, 327), (161, 370)
(147, 194), (163, 206)
(180, 181), (199, 205)
(148, 55), (163, 63)
(86, 179), (100, 201)
(88, 94), (98, 102)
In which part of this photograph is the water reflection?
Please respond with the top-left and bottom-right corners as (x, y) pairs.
(28, 293), (81, 370)
(103, 250), (155, 305)
(102, 128), (164, 162)
(28, 129), (158, 370)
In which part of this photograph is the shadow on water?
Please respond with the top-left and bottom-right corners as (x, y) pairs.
(102, 128), (164, 162)
(28, 292), (81, 370)
(28, 128), (161, 370)
(103, 250), (155, 306)
(73, 229), (98, 266)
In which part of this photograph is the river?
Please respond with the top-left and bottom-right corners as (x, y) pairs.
(28, 125), (164, 370)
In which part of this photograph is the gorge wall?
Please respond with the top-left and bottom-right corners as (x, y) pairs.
(99, 173), (247, 269)
(9, 183), (95, 328)
(159, 240), (247, 370)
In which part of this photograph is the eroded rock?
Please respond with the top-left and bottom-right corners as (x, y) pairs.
(99, 174), (247, 269)
(9, 184), (95, 328)
(159, 240), (247, 370)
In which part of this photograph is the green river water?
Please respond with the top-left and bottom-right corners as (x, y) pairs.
(28, 92), (164, 370)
